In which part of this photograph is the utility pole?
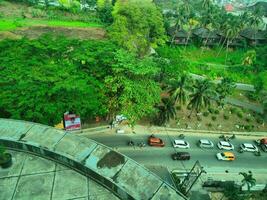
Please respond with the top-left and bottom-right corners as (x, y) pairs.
(180, 160), (206, 195)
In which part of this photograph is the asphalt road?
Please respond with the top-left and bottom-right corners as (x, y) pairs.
(85, 132), (267, 173)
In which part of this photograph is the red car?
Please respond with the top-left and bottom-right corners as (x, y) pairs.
(148, 135), (165, 147)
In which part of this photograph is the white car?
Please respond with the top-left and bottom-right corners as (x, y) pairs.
(199, 139), (214, 148)
(173, 140), (190, 148)
(240, 143), (258, 152)
(217, 141), (234, 150)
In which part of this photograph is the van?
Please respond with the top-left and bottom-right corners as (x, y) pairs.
(216, 152), (235, 161)
(172, 152), (190, 160)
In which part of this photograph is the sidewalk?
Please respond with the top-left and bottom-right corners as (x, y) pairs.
(77, 124), (267, 138)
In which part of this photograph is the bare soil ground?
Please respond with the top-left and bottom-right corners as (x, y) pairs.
(168, 105), (266, 132)
(0, 26), (105, 40)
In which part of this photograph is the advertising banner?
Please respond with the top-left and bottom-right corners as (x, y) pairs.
(64, 113), (81, 131)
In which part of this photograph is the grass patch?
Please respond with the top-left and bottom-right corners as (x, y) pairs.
(0, 18), (102, 31)
(0, 20), (18, 31)
(157, 45), (259, 84)
(180, 46), (246, 65)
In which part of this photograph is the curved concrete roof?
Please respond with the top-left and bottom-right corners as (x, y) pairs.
(0, 118), (187, 200)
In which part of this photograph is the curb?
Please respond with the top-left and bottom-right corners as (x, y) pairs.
(151, 126), (267, 137)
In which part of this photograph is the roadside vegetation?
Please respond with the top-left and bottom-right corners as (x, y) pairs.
(0, 0), (266, 132)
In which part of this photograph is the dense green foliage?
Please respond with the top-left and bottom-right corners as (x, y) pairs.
(104, 49), (161, 126)
(0, 36), (161, 125)
(109, 0), (166, 56)
(156, 46), (267, 88)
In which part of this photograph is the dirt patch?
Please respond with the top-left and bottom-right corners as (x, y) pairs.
(169, 104), (266, 132)
(0, 31), (22, 40)
(9, 26), (105, 40)
(0, 1), (30, 18)
(97, 151), (125, 169)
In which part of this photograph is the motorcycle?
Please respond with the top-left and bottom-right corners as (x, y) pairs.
(219, 135), (231, 142)
(138, 142), (146, 147)
(128, 140), (135, 146)
(230, 134), (236, 139)
(179, 134), (185, 139)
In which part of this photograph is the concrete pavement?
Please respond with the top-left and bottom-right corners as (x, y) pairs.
(0, 150), (119, 200)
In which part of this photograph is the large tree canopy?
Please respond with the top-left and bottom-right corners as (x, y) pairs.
(0, 36), (113, 125)
(0, 35), (162, 126)
(109, 0), (166, 56)
(104, 49), (161, 126)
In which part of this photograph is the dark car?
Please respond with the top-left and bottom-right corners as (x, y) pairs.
(171, 152), (190, 160)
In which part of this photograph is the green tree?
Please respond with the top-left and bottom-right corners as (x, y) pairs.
(216, 77), (235, 104)
(104, 49), (161, 127)
(242, 50), (256, 66)
(248, 7), (264, 35)
(110, 0), (166, 57)
(156, 97), (176, 126)
(188, 79), (215, 117)
(239, 172), (256, 192)
(156, 46), (189, 83)
(97, 0), (113, 24)
(0, 36), (115, 125)
(167, 74), (192, 105)
(223, 182), (244, 200)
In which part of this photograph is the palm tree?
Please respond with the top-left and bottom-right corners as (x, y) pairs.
(170, 5), (188, 45)
(216, 77), (235, 105)
(239, 172), (256, 192)
(247, 7), (264, 46)
(156, 97), (176, 126)
(188, 79), (215, 117)
(167, 74), (192, 106)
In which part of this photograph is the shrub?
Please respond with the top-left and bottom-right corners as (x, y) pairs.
(176, 105), (182, 111)
(230, 107), (237, 114)
(208, 107), (215, 114)
(256, 118), (263, 124)
(223, 114), (229, 120)
(211, 116), (217, 121)
(197, 116), (202, 121)
(214, 109), (220, 115)
(207, 123), (212, 127)
(237, 112), (243, 118)
(245, 117), (251, 122)
(203, 111), (209, 117)
(244, 125), (253, 131)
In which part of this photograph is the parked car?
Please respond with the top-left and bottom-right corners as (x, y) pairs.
(240, 143), (258, 152)
(172, 152), (190, 160)
(199, 139), (214, 148)
(216, 152), (235, 161)
(217, 141), (234, 150)
(173, 140), (190, 148)
(148, 135), (165, 147)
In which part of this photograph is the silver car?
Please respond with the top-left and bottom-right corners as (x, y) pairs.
(199, 139), (214, 148)
(240, 143), (258, 152)
(173, 140), (190, 148)
(217, 141), (234, 150)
